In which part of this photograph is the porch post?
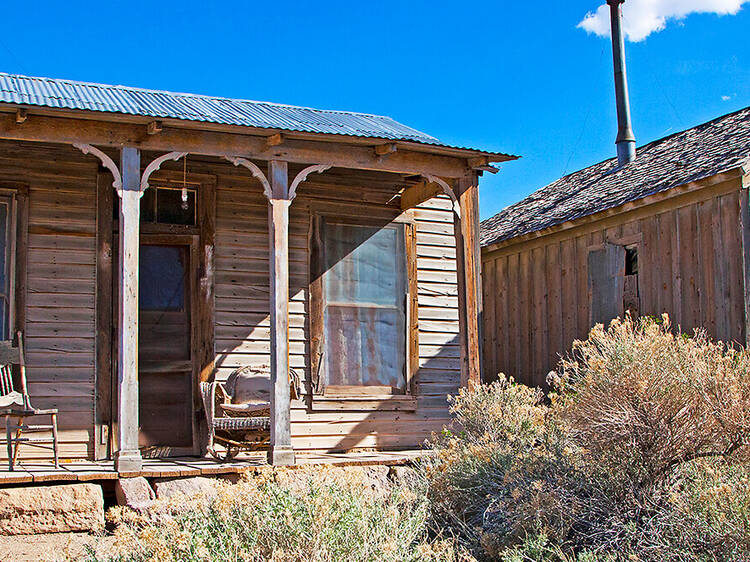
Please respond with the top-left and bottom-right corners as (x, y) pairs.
(454, 173), (483, 387)
(114, 147), (143, 472)
(267, 160), (295, 466)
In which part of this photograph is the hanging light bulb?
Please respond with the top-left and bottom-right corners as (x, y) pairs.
(181, 155), (189, 211)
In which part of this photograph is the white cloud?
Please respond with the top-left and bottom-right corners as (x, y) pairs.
(578, 0), (748, 42)
(721, 94), (735, 100)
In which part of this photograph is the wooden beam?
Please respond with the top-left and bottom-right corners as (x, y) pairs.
(454, 174), (482, 387)
(147, 120), (163, 135)
(114, 147), (143, 472)
(266, 133), (284, 148)
(15, 109), (27, 124)
(400, 181), (442, 211)
(95, 171), (114, 460)
(375, 143), (397, 157)
(267, 160), (295, 466)
(467, 156), (488, 169)
(0, 112), (471, 177)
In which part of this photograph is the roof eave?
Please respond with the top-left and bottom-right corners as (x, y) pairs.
(481, 166), (747, 254)
(0, 102), (518, 164)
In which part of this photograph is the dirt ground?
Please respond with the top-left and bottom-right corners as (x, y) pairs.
(0, 532), (117, 561)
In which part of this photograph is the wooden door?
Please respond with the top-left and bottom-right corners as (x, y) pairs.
(134, 237), (198, 456)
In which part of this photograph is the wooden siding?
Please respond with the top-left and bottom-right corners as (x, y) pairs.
(0, 143), (462, 461)
(481, 179), (747, 389)
(0, 141), (97, 460)
(212, 163), (459, 451)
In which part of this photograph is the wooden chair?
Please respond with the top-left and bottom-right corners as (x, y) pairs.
(0, 332), (59, 470)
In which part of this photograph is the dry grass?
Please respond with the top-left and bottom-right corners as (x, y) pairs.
(82, 466), (464, 562)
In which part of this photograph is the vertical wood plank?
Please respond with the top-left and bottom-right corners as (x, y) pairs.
(678, 205), (699, 333)
(740, 188), (750, 346)
(518, 250), (531, 385)
(575, 235), (590, 340)
(560, 238), (577, 356)
(713, 196), (729, 341)
(639, 216), (657, 317)
(546, 242), (563, 375)
(482, 256), (496, 381)
(531, 246), (546, 388)
(670, 209), (683, 330)
(198, 177), (216, 386)
(721, 192), (744, 344)
(697, 199), (716, 339)
(507, 252), (521, 380)
(405, 222), (419, 394)
(95, 172), (113, 460)
(453, 176), (481, 387)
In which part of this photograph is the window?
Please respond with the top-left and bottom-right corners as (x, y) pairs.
(114, 183), (198, 226)
(0, 195), (17, 340)
(319, 220), (408, 393)
(624, 246), (640, 318)
(0, 195), (15, 340)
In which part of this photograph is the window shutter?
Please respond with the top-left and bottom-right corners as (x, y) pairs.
(588, 242), (626, 328)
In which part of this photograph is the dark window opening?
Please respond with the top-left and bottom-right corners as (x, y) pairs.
(624, 245), (639, 318)
(625, 246), (638, 276)
(114, 184), (198, 226)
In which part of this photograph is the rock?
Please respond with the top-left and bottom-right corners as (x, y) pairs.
(273, 465), (392, 497)
(115, 477), (155, 510)
(0, 483), (104, 535)
(390, 465), (422, 488)
(153, 476), (223, 500)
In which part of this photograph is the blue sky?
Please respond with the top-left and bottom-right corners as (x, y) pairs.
(1, 1), (748, 219)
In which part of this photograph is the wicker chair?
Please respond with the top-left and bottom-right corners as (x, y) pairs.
(0, 332), (59, 470)
(201, 367), (300, 462)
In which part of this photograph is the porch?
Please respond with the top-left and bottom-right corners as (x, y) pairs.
(0, 449), (425, 486)
(0, 74), (515, 471)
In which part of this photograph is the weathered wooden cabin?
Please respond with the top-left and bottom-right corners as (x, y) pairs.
(481, 107), (750, 389)
(0, 73), (515, 469)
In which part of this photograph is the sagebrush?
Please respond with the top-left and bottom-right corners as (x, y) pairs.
(424, 315), (750, 561)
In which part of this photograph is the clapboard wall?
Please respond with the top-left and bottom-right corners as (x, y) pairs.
(481, 174), (749, 389)
(0, 140), (98, 460)
(210, 161), (459, 452)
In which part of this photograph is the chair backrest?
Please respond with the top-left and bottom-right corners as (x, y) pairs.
(0, 340), (19, 397)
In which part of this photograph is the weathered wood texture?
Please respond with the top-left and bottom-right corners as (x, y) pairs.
(212, 162), (460, 452)
(0, 141), (463, 460)
(0, 140), (98, 460)
(481, 179), (747, 389)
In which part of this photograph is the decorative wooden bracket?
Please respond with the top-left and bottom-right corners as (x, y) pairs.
(141, 151), (187, 191)
(73, 143), (123, 191)
(289, 164), (333, 200)
(15, 109), (27, 124)
(423, 174), (461, 219)
(224, 156), (273, 199)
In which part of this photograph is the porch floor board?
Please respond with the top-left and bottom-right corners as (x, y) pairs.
(0, 450), (425, 486)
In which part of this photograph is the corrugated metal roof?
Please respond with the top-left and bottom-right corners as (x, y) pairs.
(0, 73), (503, 155)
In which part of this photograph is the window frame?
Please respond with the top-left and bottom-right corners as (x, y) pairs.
(309, 208), (419, 400)
(0, 184), (27, 343)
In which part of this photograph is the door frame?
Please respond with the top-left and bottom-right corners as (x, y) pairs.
(96, 171), (216, 460)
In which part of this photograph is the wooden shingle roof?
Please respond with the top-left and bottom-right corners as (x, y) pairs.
(481, 106), (750, 248)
